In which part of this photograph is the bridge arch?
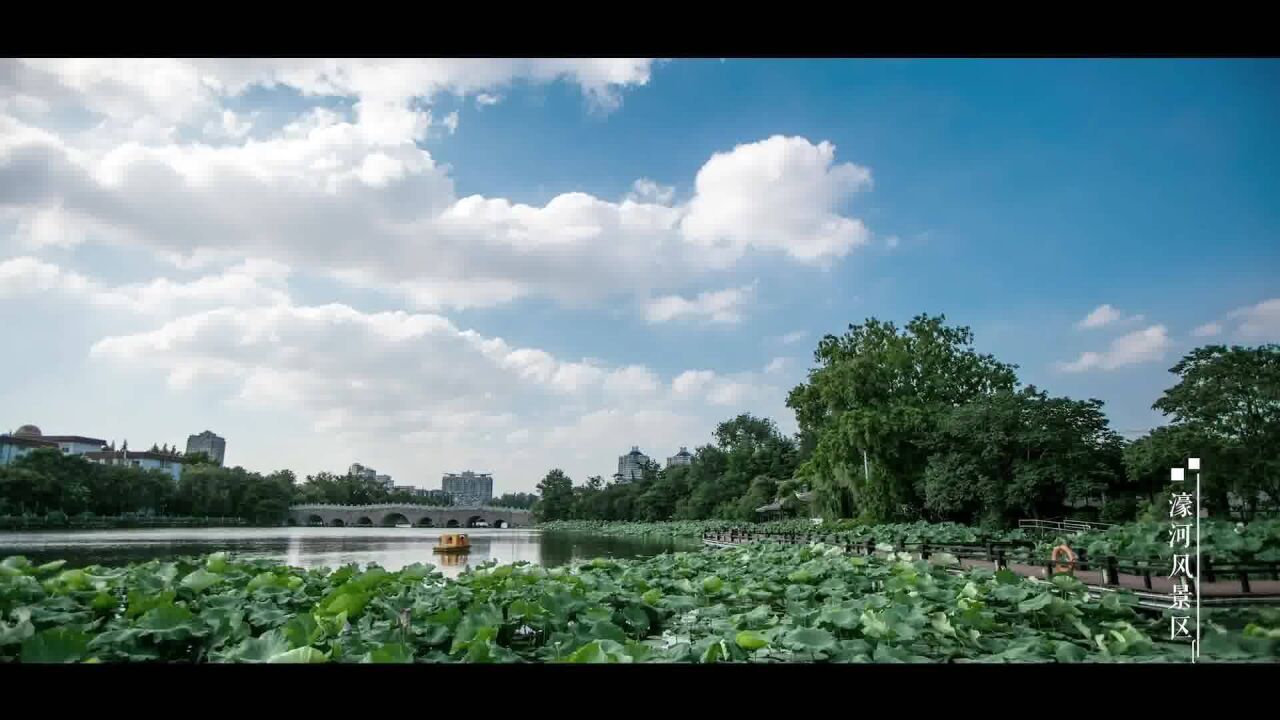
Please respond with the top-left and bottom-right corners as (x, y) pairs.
(288, 504), (530, 530)
(381, 512), (410, 527)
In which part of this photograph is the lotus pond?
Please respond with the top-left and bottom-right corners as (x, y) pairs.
(2, 543), (1277, 663)
(541, 518), (1280, 565)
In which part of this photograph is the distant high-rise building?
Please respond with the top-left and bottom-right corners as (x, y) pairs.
(349, 463), (393, 488)
(185, 430), (226, 466)
(616, 446), (650, 482)
(666, 447), (693, 468)
(442, 471), (494, 506)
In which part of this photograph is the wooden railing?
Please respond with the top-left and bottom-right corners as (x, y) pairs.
(701, 529), (1280, 597)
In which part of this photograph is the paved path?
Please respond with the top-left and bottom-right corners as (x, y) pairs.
(704, 538), (1280, 600)
(953, 557), (1280, 598)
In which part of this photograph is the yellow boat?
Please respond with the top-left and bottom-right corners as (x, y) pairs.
(433, 532), (471, 554)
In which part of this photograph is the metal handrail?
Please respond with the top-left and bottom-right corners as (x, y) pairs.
(1018, 518), (1116, 533)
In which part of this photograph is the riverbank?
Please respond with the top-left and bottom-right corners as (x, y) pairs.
(0, 525), (694, 577)
(2, 546), (1275, 663)
(0, 515), (249, 531)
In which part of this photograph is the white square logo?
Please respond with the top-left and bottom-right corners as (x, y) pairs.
(1171, 467), (1185, 482)
(1188, 458), (1200, 470)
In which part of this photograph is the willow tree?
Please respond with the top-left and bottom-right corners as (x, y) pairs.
(786, 314), (1018, 522)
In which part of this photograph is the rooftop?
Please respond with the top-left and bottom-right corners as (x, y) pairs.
(41, 435), (107, 446)
(0, 434), (58, 449)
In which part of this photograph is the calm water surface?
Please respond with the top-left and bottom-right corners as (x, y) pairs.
(0, 527), (701, 578)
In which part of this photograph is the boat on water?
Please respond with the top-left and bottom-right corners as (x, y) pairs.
(433, 532), (471, 554)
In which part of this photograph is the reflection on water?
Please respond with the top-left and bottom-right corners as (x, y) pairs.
(0, 527), (699, 578)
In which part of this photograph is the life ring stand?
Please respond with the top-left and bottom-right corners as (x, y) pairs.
(1050, 544), (1077, 575)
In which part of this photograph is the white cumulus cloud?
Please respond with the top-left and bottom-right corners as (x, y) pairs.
(1191, 322), (1222, 338)
(1057, 325), (1171, 373)
(0, 104), (876, 311)
(680, 135), (872, 266)
(643, 284), (755, 325)
(1225, 298), (1280, 340)
(1076, 304), (1143, 330)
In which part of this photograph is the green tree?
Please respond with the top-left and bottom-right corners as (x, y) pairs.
(735, 475), (780, 520)
(533, 469), (575, 521)
(1149, 344), (1279, 518)
(1122, 425), (1233, 518)
(491, 492), (538, 509)
(183, 451), (217, 466)
(787, 314), (1018, 522)
(922, 386), (1124, 526)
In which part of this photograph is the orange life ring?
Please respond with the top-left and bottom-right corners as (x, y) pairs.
(1051, 544), (1077, 575)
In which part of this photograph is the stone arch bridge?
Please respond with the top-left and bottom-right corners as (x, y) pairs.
(287, 503), (532, 529)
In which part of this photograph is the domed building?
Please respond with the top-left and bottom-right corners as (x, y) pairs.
(1, 423), (108, 466)
(666, 446), (693, 468)
(1, 424), (57, 465)
(615, 446), (651, 483)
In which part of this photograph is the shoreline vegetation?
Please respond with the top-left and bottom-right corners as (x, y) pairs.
(0, 515), (250, 531)
(2, 318), (1274, 538)
(539, 518), (1280, 565)
(1, 545), (1276, 664)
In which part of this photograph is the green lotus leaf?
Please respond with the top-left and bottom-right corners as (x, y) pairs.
(785, 627), (836, 651)
(180, 569), (223, 593)
(21, 627), (90, 663)
(735, 630), (768, 650)
(267, 646), (329, 663)
(363, 642), (414, 663)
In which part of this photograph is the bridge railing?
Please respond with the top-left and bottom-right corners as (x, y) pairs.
(289, 503), (530, 513)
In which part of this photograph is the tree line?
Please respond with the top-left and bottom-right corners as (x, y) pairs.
(0, 453), (455, 525)
(533, 314), (1278, 527)
(3, 314), (1273, 529)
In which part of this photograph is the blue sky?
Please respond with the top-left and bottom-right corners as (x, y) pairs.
(0, 59), (1276, 492)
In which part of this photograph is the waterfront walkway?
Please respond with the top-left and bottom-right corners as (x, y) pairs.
(702, 532), (1280, 606)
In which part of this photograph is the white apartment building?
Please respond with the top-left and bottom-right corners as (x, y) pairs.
(666, 447), (693, 468)
(616, 446), (650, 482)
